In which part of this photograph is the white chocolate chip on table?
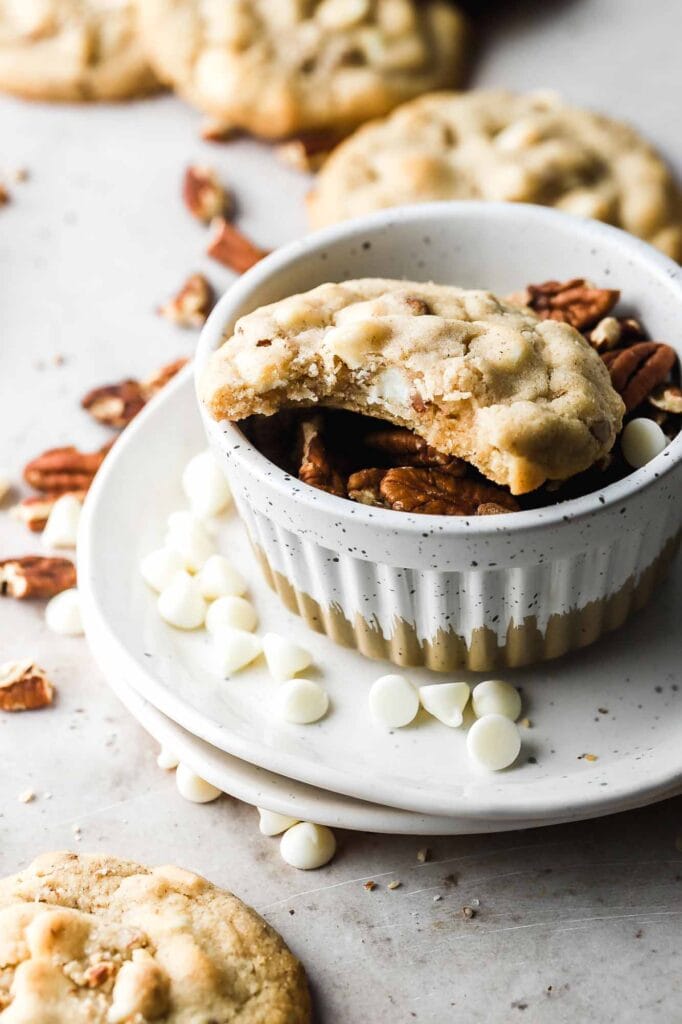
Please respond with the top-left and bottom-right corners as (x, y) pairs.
(42, 493), (82, 549)
(175, 763), (222, 803)
(280, 822), (337, 870)
(45, 588), (83, 637)
(157, 746), (179, 771)
(182, 449), (232, 518)
(258, 808), (300, 836)
(368, 674), (419, 728)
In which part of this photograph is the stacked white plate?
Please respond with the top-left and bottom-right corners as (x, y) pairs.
(79, 368), (682, 835)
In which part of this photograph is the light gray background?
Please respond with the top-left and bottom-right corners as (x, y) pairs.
(1, 2), (681, 1020)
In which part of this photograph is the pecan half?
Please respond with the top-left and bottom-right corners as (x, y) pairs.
(347, 468), (387, 506)
(379, 468), (520, 516)
(602, 342), (677, 411)
(11, 492), (86, 532)
(158, 273), (215, 328)
(1, 555), (76, 598)
(0, 660), (54, 711)
(298, 418), (346, 497)
(183, 165), (232, 222)
(648, 383), (682, 415)
(363, 428), (466, 472)
(207, 218), (270, 274)
(82, 359), (187, 429)
(23, 444), (110, 493)
(521, 279), (620, 331)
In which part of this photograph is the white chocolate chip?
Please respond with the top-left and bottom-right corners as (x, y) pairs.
(140, 547), (185, 592)
(164, 511), (216, 572)
(262, 633), (312, 681)
(0, 471), (11, 503)
(175, 763), (221, 803)
(205, 594), (257, 633)
(107, 950), (169, 1023)
(325, 319), (390, 370)
(279, 822), (336, 870)
(45, 588), (83, 636)
(156, 746), (179, 771)
(471, 679), (522, 721)
(466, 714), (521, 771)
(197, 555), (247, 600)
(419, 682), (470, 728)
(621, 417), (668, 469)
(42, 493), (81, 549)
(181, 450), (232, 518)
(157, 571), (206, 630)
(258, 808), (300, 836)
(368, 674), (419, 728)
(212, 627), (262, 674)
(275, 678), (329, 724)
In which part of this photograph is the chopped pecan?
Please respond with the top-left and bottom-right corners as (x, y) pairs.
(0, 555), (76, 598)
(183, 165), (232, 222)
(207, 218), (270, 274)
(11, 492), (86, 532)
(23, 444), (109, 493)
(298, 418), (346, 497)
(0, 184), (9, 207)
(84, 962), (116, 988)
(81, 379), (146, 428)
(81, 358), (187, 429)
(602, 342), (677, 411)
(404, 296), (431, 316)
(0, 660), (54, 711)
(158, 273), (215, 328)
(364, 428), (466, 472)
(379, 468), (520, 516)
(276, 132), (340, 172)
(648, 383), (682, 415)
(521, 279), (620, 331)
(347, 468), (387, 507)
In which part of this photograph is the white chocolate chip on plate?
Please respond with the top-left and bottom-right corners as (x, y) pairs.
(181, 449), (232, 518)
(471, 679), (522, 721)
(258, 808), (300, 836)
(205, 594), (257, 633)
(621, 417), (668, 469)
(164, 511), (216, 572)
(419, 681), (470, 727)
(197, 554), (247, 600)
(157, 571), (206, 629)
(45, 588), (83, 636)
(466, 714), (521, 771)
(368, 674), (419, 728)
(279, 822), (337, 870)
(212, 627), (262, 674)
(275, 678), (329, 724)
(139, 547), (185, 592)
(262, 633), (312, 681)
(175, 763), (221, 803)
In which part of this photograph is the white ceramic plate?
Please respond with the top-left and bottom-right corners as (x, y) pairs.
(79, 369), (682, 821)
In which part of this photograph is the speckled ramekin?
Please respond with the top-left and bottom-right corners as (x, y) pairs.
(196, 203), (682, 671)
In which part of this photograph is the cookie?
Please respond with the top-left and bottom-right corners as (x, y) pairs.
(138, 0), (468, 139)
(200, 278), (624, 494)
(0, 0), (158, 102)
(308, 90), (682, 260)
(0, 851), (311, 1022)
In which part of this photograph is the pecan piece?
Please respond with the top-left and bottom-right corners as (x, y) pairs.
(477, 502), (514, 515)
(379, 468), (520, 516)
(521, 279), (620, 331)
(81, 379), (146, 428)
(298, 418), (346, 497)
(0, 660), (54, 711)
(347, 468), (388, 507)
(364, 428), (466, 473)
(648, 383), (682, 415)
(1, 555), (76, 598)
(23, 444), (109, 493)
(602, 342), (677, 411)
(158, 273), (215, 328)
(183, 165), (232, 222)
(207, 218), (270, 274)
(11, 492), (86, 532)
(143, 357), (188, 396)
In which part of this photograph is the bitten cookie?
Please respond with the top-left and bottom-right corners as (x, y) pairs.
(0, 0), (158, 102)
(308, 90), (682, 261)
(138, 0), (468, 139)
(200, 278), (625, 494)
(0, 851), (311, 1022)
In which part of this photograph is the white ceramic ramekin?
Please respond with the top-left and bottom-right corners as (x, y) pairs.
(196, 202), (682, 671)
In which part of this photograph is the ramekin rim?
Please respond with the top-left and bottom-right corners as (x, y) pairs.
(195, 201), (682, 537)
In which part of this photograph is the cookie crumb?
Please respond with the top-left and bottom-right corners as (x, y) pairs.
(387, 880), (401, 891)
(416, 847), (431, 864)
(363, 880), (376, 891)
(18, 789), (35, 803)
(461, 905), (476, 919)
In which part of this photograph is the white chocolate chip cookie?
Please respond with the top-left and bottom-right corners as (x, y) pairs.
(0, 851), (310, 1022)
(200, 278), (624, 494)
(138, 0), (468, 139)
(0, 0), (158, 101)
(308, 90), (682, 260)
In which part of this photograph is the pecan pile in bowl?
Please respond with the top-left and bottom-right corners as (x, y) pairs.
(244, 279), (681, 515)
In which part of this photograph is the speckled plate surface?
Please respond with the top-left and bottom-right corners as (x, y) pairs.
(79, 369), (682, 821)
